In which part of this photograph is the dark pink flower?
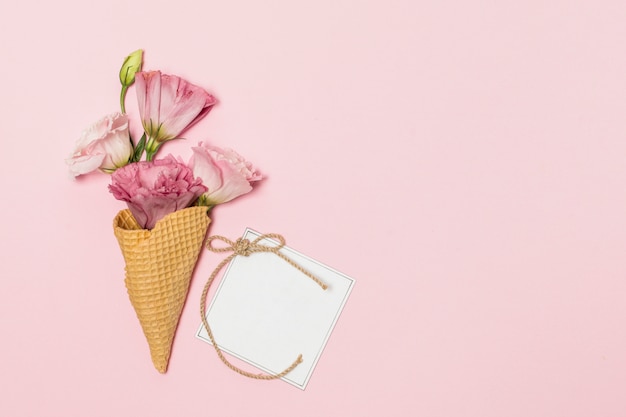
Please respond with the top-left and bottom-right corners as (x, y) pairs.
(109, 155), (207, 229)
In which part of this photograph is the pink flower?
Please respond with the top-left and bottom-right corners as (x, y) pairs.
(189, 142), (262, 206)
(109, 155), (208, 229)
(135, 71), (217, 156)
(66, 113), (132, 177)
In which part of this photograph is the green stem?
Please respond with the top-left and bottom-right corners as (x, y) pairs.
(146, 147), (156, 161)
(120, 86), (128, 114)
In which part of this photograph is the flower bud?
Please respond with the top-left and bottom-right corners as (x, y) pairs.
(119, 49), (143, 87)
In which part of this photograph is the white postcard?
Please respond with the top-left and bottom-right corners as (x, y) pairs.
(196, 228), (355, 389)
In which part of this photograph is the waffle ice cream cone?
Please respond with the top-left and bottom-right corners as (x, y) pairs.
(113, 206), (211, 373)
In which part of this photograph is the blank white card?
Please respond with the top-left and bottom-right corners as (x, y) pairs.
(196, 228), (355, 389)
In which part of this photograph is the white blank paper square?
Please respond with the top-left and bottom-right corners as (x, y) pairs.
(196, 228), (355, 389)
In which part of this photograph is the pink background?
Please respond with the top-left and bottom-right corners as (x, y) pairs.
(1, 1), (626, 415)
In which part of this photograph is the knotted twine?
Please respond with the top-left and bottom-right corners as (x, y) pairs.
(200, 233), (328, 380)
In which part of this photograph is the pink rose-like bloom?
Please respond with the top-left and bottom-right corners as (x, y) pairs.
(109, 155), (208, 229)
(135, 71), (217, 153)
(189, 142), (262, 206)
(66, 113), (132, 177)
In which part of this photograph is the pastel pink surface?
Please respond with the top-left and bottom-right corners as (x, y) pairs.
(2, 1), (626, 416)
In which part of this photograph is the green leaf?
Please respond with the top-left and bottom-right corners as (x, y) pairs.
(132, 133), (147, 162)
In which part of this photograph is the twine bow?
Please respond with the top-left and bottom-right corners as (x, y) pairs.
(200, 233), (328, 380)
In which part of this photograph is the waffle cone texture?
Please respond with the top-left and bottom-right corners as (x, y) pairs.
(113, 206), (211, 373)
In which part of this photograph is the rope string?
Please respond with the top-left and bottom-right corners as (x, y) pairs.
(200, 233), (328, 380)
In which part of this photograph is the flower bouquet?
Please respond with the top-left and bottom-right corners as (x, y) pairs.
(67, 50), (261, 373)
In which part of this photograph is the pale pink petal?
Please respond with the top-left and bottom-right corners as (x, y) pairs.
(136, 71), (163, 137)
(189, 142), (261, 206)
(207, 159), (253, 204)
(135, 73), (147, 121)
(66, 113), (132, 176)
(159, 76), (216, 138)
(190, 146), (224, 192)
(66, 154), (106, 177)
